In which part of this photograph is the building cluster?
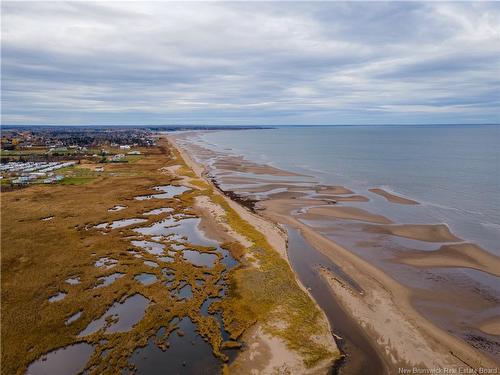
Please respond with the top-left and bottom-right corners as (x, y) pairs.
(1, 127), (155, 188)
(1, 161), (76, 184)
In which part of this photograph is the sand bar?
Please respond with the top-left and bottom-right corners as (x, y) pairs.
(302, 206), (393, 224)
(364, 223), (461, 242)
(369, 188), (419, 205)
(397, 243), (500, 277)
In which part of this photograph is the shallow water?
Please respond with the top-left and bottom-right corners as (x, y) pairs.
(135, 185), (190, 200)
(109, 218), (147, 229)
(65, 310), (82, 325)
(131, 240), (165, 255)
(95, 273), (124, 288)
(176, 284), (193, 299)
(78, 294), (150, 337)
(135, 217), (218, 248)
(94, 257), (118, 269)
(108, 205), (127, 212)
(286, 227), (384, 374)
(182, 250), (217, 267)
(129, 317), (221, 374)
(195, 125), (500, 254)
(48, 292), (66, 303)
(26, 343), (94, 375)
(135, 273), (158, 285)
(143, 207), (174, 215)
(65, 277), (81, 285)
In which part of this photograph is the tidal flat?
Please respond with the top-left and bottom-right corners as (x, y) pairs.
(1, 139), (339, 374)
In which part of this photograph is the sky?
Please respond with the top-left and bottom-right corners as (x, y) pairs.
(1, 1), (499, 126)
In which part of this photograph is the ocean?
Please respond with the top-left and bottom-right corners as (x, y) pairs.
(189, 124), (500, 255)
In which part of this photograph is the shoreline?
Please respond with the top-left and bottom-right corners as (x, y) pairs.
(169, 131), (500, 373)
(167, 134), (341, 373)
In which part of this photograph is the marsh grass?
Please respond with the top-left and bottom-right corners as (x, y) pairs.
(1, 139), (337, 374)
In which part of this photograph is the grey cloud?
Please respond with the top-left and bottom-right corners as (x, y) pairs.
(1, 1), (499, 125)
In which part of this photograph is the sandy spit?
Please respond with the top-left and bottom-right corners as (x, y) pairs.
(167, 134), (339, 374)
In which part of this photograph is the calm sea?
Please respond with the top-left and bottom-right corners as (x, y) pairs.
(191, 124), (500, 254)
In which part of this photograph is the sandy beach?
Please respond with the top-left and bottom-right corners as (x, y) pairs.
(171, 131), (500, 373)
(168, 134), (340, 374)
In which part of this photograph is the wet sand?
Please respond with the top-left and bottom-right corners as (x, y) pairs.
(479, 317), (500, 336)
(397, 243), (500, 277)
(169, 134), (340, 374)
(364, 223), (461, 242)
(171, 131), (500, 372)
(214, 156), (306, 177)
(302, 206), (393, 224)
(369, 188), (419, 205)
(313, 194), (370, 202)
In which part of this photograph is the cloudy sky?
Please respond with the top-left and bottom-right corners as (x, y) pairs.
(1, 1), (499, 126)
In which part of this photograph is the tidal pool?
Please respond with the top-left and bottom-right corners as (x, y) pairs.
(65, 277), (81, 285)
(108, 205), (127, 212)
(109, 218), (147, 229)
(95, 273), (124, 288)
(65, 311), (82, 325)
(78, 294), (150, 337)
(143, 207), (174, 216)
(176, 284), (193, 300)
(136, 217), (219, 248)
(135, 273), (158, 285)
(131, 240), (165, 256)
(48, 292), (66, 303)
(182, 250), (217, 267)
(134, 185), (190, 200)
(94, 257), (118, 269)
(128, 317), (221, 374)
(144, 260), (159, 268)
(26, 343), (94, 375)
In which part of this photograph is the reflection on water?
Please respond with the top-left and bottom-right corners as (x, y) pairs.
(65, 310), (82, 325)
(94, 257), (118, 269)
(109, 218), (147, 229)
(78, 294), (150, 337)
(143, 207), (174, 216)
(26, 343), (94, 375)
(135, 273), (158, 285)
(135, 185), (190, 201)
(131, 240), (165, 255)
(286, 227), (384, 374)
(135, 216), (218, 248)
(129, 317), (221, 375)
(65, 277), (81, 285)
(108, 205), (127, 212)
(95, 273), (124, 288)
(48, 292), (66, 303)
(176, 284), (193, 300)
(183, 250), (217, 267)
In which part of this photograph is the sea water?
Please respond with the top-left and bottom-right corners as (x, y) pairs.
(190, 125), (500, 255)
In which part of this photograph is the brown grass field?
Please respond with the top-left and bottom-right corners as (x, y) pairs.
(1, 139), (337, 374)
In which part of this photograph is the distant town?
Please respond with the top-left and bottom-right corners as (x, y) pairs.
(0, 127), (156, 188)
